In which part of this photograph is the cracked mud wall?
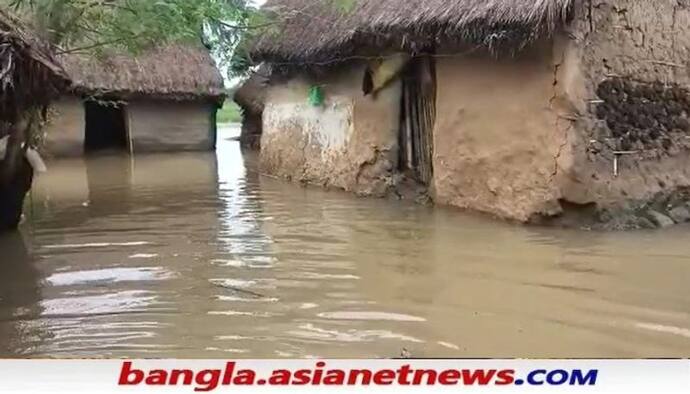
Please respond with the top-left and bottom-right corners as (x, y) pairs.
(258, 0), (690, 228)
(431, 0), (690, 226)
(432, 43), (572, 222)
(260, 64), (401, 196)
(553, 0), (690, 219)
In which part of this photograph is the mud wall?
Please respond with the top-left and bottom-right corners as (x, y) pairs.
(432, 44), (570, 222)
(43, 96), (86, 157)
(260, 63), (401, 196)
(128, 101), (216, 153)
(240, 111), (262, 149)
(555, 1), (690, 212)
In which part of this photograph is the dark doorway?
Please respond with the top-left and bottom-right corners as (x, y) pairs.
(399, 56), (437, 185)
(84, 101), (128, 153)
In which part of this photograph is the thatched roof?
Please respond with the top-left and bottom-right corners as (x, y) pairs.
(233, 68), (268, 114)
(249, 0), (576, 65)
(0, 9), (67, 128)
(60, 44), (226, 102)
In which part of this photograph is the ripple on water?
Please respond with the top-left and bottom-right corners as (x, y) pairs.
(635, 323), (690, 339)
(205, 347), (251, 354)
(211, 259), (248, 268)
(437, 341), (461, 351)
(300, 273), (361, 280)
(10, 136), (690, 359)
(46, 267), (176, 287)
(211, 257), (276, 269)
(210, 279), (258, 289)
(43, 242), (153, 250)
(216, 295), (280, 303)
(129, 254), (159, 259)
(288, 323), (425, 344)
(208, 310), (281, 318)
(317, 312), (427, 322)
(39, 290), (171, 317)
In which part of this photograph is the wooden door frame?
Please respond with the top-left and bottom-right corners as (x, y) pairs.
(398, 55), (437, 185)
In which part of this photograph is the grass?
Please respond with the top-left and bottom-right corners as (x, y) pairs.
(217, 100), (243, 124)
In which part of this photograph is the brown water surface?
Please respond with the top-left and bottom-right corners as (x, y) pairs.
(1, 130), (689, 358)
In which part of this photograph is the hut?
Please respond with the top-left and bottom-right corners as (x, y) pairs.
(246, 0), (690, 228)
(233, 69), (268, 149)
(0, 10), (66, 232)
(43, 44), (226, 157)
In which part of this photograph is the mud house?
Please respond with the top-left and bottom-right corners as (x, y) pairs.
(0, 10), (67, 231)
(242, 0), (690, 229)
(43, 45), (226, 157)
(234, 69), (268, 149)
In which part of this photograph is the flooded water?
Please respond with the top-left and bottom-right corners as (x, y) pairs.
(0, 128), (689, 359)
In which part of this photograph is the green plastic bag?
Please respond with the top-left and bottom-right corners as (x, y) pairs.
(308, 85), (325, 107)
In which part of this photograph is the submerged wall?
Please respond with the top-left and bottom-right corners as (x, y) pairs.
(240, 111), (262, 149)
(432, 45), (569, 221)
(43, 96), (86, 157)
(128, 101), (217, 153)
(44, 97), (217, 156)
(260, 63), (401, 196)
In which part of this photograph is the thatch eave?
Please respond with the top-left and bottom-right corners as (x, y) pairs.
(0, 10), (68, 80)
(60, 44), (227, 105)
(70, 86), (228, 105)
(0, 9), (68, 129)
(248, 0), (576, 65)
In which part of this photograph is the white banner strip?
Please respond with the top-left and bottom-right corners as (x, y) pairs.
(0, 360), (688, 393)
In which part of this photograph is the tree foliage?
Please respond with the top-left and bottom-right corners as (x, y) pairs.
(6, 0), (261, 77)
(5, 0), (366, 77)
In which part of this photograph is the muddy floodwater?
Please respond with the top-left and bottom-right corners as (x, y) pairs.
(0, 128), (689, 358)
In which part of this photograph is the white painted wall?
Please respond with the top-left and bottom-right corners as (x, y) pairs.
(260, 63), (402, 195)
(263, 100), (353, 156)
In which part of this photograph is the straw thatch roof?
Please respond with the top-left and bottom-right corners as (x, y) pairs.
(0, 9), (67, 129)
(233, 68), (268, 114)
(60, 44), (226, 103)
(249, 0), (576, 65)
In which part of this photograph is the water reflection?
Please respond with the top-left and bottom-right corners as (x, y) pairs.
(216, 140), (274, 266)
(0, 233), (42, 356)
(0, 131), (688, 358)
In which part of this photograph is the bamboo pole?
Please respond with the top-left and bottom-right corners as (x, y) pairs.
(419, 94), (429, 182)
(404, 79), (414, 171)
(410, 75), (421, 173)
